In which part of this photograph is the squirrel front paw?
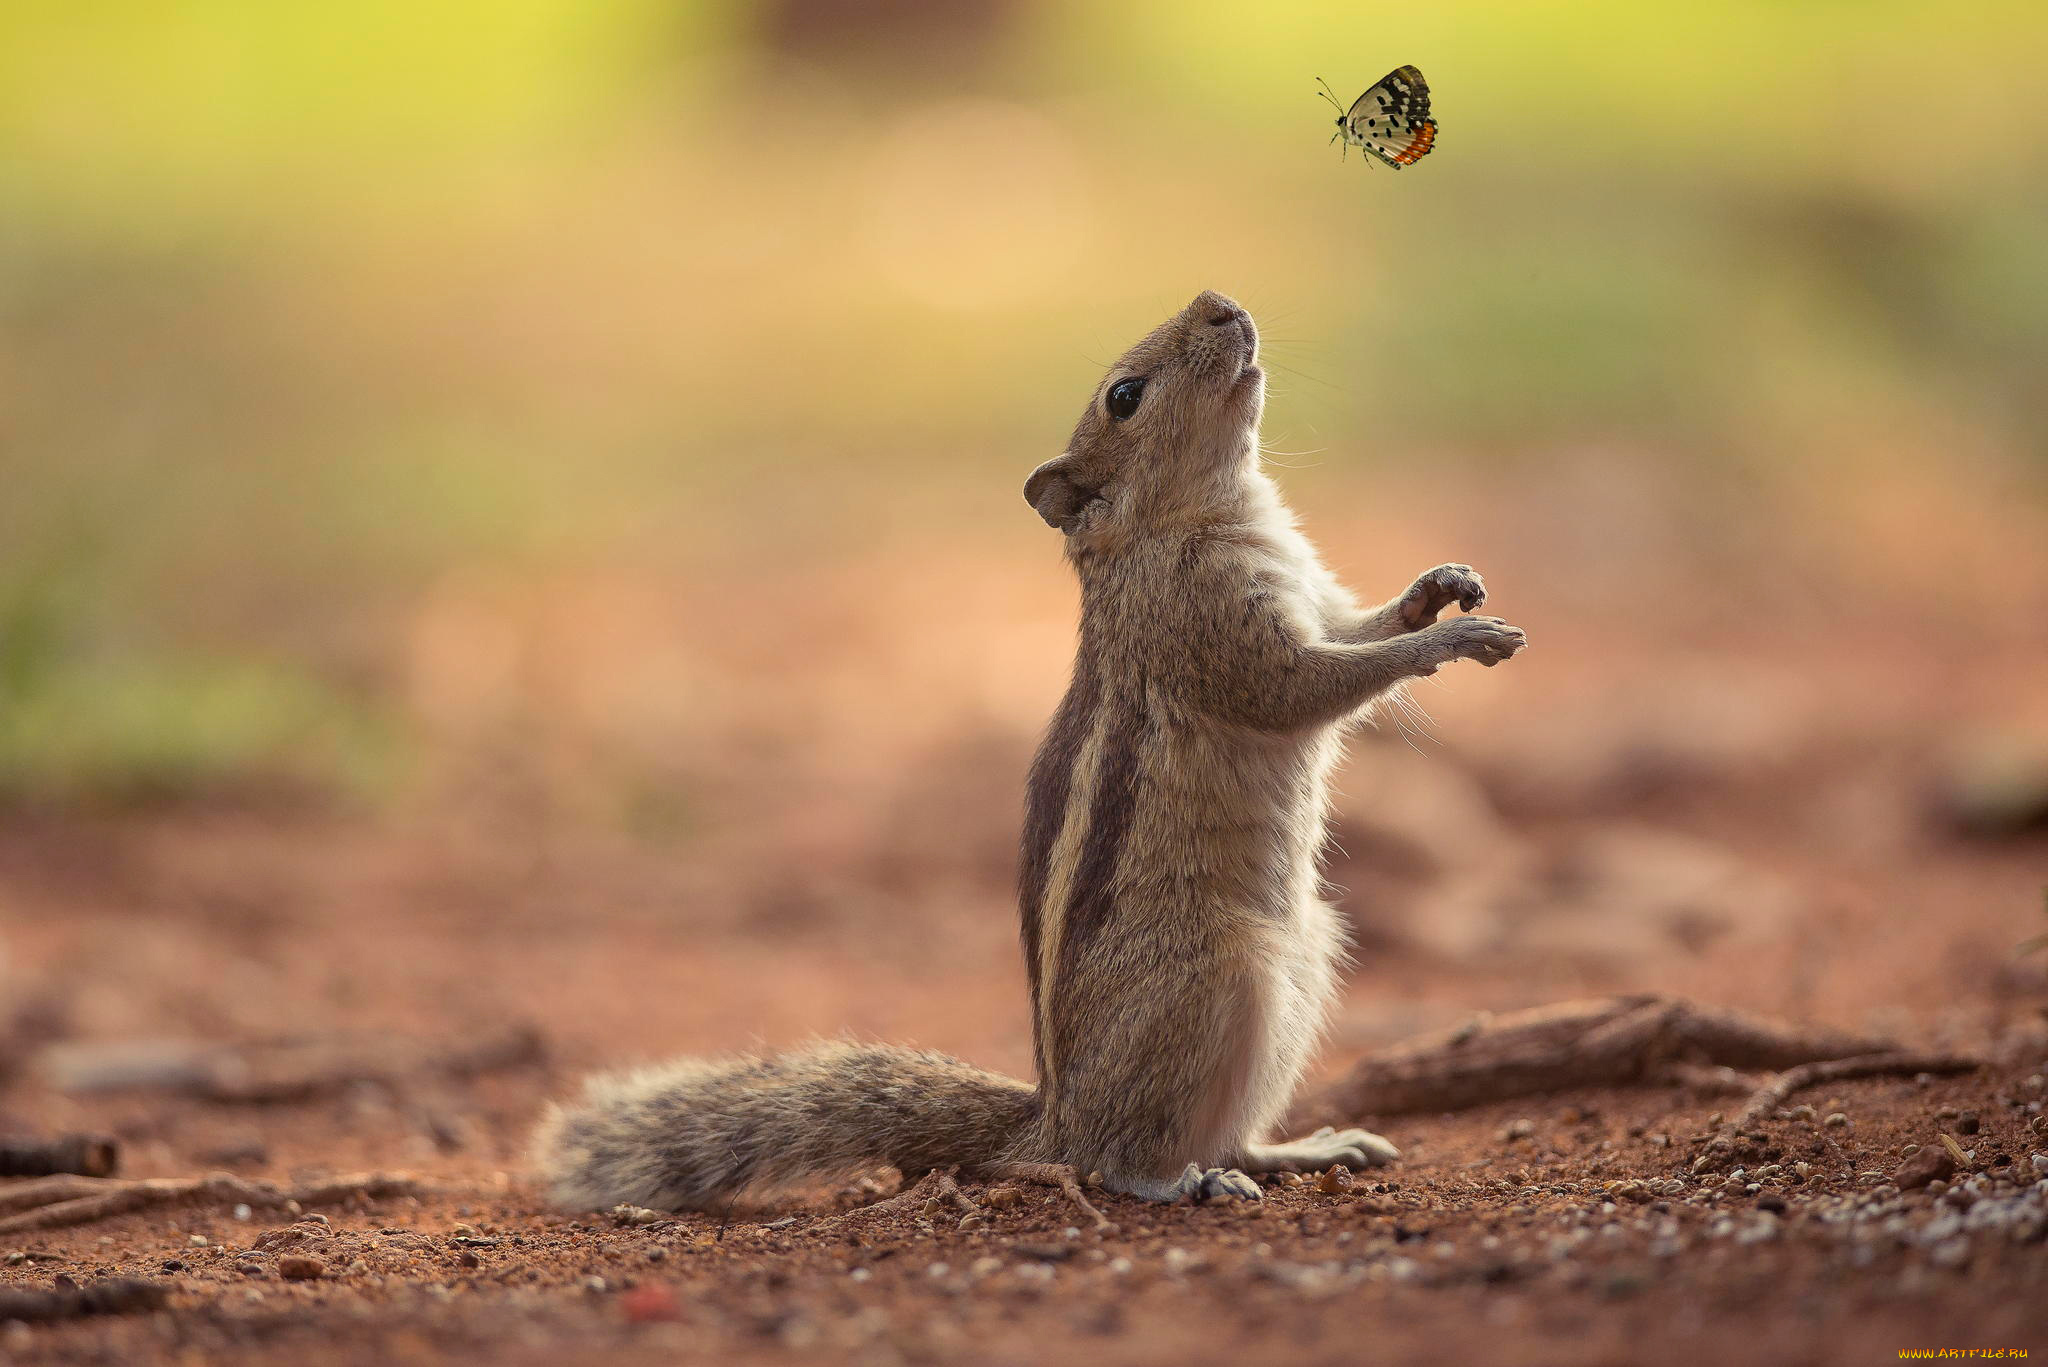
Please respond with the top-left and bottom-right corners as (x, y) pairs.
(1396, 564), (1487, 629)
(1418, 614), (1526, 671)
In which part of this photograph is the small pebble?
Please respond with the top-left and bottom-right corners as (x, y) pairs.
(1895, 1145), (1958, 1191)
(1824, 1113), (1850, 1129)
(277, 1255), (326, 1281)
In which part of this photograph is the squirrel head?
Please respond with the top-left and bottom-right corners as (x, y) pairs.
(1025, 290), (1264, 550)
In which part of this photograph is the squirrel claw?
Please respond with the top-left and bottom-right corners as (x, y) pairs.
(1182, 1164), (1262, 1202)
(1398, 564), (1487, 628)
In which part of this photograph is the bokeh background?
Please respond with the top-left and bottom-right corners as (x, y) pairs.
(2, 0), (2046, 1157)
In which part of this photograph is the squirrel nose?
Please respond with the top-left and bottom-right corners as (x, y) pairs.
(1192, 290), (1247, 328)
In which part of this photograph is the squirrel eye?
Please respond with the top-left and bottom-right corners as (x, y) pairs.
(1106, 377), (1146, 421)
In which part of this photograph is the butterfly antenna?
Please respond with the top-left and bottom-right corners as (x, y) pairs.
(1314, 76), (1346, 115)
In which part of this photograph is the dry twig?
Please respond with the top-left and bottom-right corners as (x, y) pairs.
(0, 1172), (427, 1235)
(1733, 1052), (1980, 1129)
(808, 1168), (976, 1233)
(0, 1133), (119, 1178)
(0, 1277), (167, 1322)
(37, 1025), (544, 1103)
(1300, 995), (1976, 1128)
(811, 1162), (1110, 1236)
(984, 1162), (1113, 1231)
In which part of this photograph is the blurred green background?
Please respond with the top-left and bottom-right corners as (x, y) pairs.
(3, 0), (2045, 808)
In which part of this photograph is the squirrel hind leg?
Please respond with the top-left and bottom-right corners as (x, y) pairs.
(1237, 1126), (1399, 1174)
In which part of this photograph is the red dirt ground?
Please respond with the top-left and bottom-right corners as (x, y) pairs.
(2, 780), (2043, 1365)
(3, 507), (2046, 1364)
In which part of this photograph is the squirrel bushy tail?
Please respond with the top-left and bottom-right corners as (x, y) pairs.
(532, 1041), (1037, 1211)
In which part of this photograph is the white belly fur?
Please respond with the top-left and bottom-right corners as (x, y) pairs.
(1181, 728), (1348, 1162)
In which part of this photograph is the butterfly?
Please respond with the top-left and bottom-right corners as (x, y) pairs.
(1317, 66), (1437, 169)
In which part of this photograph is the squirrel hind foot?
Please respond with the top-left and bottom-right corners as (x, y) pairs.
(1239, 1126), (1400, 1174)
(1104, 1164), (1262, 1204)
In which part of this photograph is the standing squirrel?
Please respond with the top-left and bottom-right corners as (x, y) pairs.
(533, 291), (1526, 1211)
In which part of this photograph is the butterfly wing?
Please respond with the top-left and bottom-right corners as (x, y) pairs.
(1343, 65), (1437, 169)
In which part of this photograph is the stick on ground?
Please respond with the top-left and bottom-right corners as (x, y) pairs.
(38, 1025), (544, 1103)
(984, 1162), (1113, 1231)
(0, 1277), (167, 1322)
(0, 1172), (428, 1235)
(1298, 994), (1980, 1129)
(0, 1133), (119, 1178)
(810, 1162), (1111, 1236)
(1733, 1051), (1980, 1129)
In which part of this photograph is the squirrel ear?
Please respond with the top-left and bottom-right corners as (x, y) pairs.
(1024, 455), (1097, 532)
